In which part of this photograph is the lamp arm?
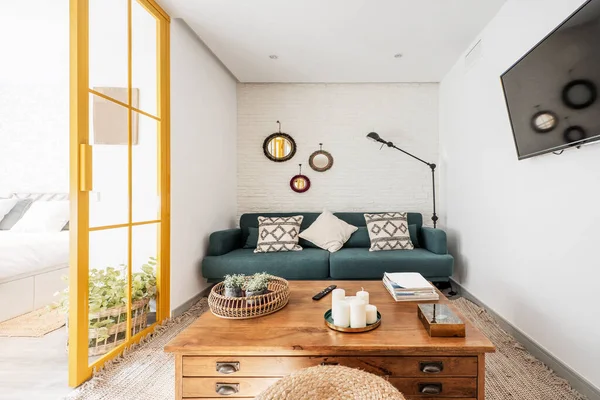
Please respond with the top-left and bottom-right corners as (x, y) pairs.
(388, 143), (433, 167)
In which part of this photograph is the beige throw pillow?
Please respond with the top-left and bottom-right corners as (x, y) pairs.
(299, 210), (358, 252)
(364, 212), (414, 251)
(255, 216), (304, 253)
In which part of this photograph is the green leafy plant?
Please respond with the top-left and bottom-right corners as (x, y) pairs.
(55, 257), (157, 346)
(245, 272), (271, 293)
(223, 274), (246, 289)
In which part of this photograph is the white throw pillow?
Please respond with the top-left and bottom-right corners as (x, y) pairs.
(299, 210), (358, 252)
(11, 201), (70, 233)
(0, 199), (18, 222)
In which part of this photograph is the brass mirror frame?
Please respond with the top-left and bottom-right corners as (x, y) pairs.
(309, 149), (334, 172)
(263, 132), (297, 162)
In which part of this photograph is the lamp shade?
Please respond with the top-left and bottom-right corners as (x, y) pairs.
(366, 132), (381, 142)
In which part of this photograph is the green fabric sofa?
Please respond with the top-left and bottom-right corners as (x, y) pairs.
(202, 212), (454, 282)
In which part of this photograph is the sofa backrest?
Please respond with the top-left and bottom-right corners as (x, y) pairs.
(239, 212), (423, 247)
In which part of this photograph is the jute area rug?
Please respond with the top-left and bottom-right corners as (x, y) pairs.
(66, 297), (586, 400)
(0, 307), (65, 337)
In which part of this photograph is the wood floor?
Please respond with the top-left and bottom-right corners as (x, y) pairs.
(0, 327), (72, 400)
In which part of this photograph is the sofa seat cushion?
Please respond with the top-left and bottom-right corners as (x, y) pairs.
(329, 248), (453, 280)
(203, 249), (330, 280)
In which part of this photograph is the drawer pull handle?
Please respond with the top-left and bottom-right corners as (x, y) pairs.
(420, 361), (443, 374)
(419, 383), (442, 395)
(216, 362), (240, 374)
(216, 383), (240, 396)
(320, 361), (339, 366)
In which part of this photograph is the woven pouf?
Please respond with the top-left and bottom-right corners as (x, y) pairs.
(256, 365), (406, 400)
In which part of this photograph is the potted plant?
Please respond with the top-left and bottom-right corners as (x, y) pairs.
(56, 257), (157, 356)
(245, 273), (271, 304)
(223, 274), (245, 298)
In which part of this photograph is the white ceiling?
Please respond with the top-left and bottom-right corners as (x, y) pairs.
(159, 0), (506, 83)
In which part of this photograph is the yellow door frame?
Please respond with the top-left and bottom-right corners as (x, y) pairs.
(69, 0), (170, 387)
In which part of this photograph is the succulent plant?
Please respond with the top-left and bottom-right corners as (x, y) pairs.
(245, 272), (271, 293)
(223, 274), (246, 289)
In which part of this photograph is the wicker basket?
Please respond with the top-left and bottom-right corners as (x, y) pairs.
(209, 276), (290, 319)
(88, 298), (150, 356)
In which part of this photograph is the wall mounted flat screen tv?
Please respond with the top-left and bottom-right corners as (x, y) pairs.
(501, 0), (600, 160)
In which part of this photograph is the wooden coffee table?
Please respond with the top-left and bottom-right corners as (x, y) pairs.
(165, 281), (495, 399)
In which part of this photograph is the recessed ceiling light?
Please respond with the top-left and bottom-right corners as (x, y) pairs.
(269, 55), (279, 60)
(394, 53), (403, 58)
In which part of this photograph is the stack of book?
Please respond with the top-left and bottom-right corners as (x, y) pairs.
(383, 272), (439, 301)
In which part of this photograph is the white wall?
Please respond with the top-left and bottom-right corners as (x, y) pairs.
(237, 83), (439, 222)
(0, 0), (69, 193)
(170, 19), (238, 310)
(439, 0), (600, 390)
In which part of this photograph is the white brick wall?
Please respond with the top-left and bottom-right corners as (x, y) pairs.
(237, 83), (440, 225)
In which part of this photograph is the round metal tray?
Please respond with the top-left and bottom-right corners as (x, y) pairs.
(324, 309), (381, 333)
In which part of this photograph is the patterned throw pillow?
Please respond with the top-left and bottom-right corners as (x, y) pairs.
(364, 212), (414, 251)
(255, 216), (304, 253)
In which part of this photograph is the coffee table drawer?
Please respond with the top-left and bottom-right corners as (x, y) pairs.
(182, 377), (278, 398)
(182, 356), (477, 377)
(390, 377), (477, 397)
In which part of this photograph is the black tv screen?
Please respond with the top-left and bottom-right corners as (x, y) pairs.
(501, 0), (600, 160)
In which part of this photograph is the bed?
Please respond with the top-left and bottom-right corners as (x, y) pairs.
(0, 193), (70, 322)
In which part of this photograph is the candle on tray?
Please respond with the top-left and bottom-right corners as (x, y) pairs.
(366, 304), (378, 324)
(349, 299), (367, 328)
(333, 300), (350, 328)
(331, 288), (346, 319)
(356, 288), (369, 305)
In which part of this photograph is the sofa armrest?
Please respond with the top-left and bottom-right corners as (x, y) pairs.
(208, 229), (242, 256)
(421, 227), (448, 255)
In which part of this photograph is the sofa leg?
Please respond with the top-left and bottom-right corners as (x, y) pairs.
(447, 281), (457, 297)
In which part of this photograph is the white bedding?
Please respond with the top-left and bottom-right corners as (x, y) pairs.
(0, 231), (69, 283)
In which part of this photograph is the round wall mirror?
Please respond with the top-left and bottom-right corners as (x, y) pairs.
(562, 79), (597, 110)
(290, 175), (310, 193)
(531, 111), (558, 133)
(563, 125), (586, 144)
(309, 144), (334, 172)
(263, 121), (296, 162)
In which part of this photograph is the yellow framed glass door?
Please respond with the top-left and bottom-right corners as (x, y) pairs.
(69, 0), (170, 387)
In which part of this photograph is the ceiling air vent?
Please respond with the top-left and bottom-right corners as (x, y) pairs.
(465, 39), (483, 70)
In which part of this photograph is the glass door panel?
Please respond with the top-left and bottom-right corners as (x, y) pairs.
(131, 223), (159, 327)
(70, 0), (169, 387)
(87, 227), (129, 361)
(132, 0), (158, 116)
(89, 0), (128, 89)
(88, 93), (129, 227)
(132, 112), (159, 223)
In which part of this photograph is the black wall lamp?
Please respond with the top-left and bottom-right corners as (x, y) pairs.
(366, 132), (439, 228)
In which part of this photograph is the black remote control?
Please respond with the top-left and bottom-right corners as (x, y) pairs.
(312, 285), (337, 301)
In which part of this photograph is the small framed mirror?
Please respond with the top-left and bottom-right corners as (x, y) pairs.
(562, 79), (597, 110)
(531, 110), (558, 134)
(290, 164), (311, 193)
(309, 143), (334, 172)
(263, 121), (296, 162)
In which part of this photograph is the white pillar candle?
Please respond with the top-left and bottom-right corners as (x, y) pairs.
(333, 300), (350, 328)
(349, 299), (367, 329)
(366, 304), (378, 324)
(356, 288), (369, 305)
(331, 288), (346, 319)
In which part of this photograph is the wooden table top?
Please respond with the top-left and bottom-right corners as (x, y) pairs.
(164, 281), (495, 356)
